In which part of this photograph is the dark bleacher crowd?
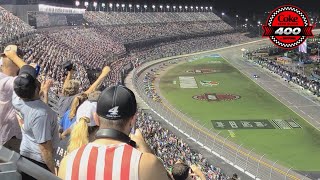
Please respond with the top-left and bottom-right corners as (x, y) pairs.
(0, 6), (248, 179)
(254, 56), (320, 96)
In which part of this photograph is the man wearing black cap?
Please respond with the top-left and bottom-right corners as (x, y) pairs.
(12, 64), (59, 178)
(0, 45), (27, 152)
(58, 85), (171, 180)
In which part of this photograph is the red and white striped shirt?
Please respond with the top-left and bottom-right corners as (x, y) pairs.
(65, 143), (142, 180)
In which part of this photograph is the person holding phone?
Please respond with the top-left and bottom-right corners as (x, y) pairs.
(171, 161), (206, 180)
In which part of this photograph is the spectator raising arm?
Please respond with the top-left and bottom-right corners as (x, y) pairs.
(62, 69), (73, 95)
(40, 79), (53, 104)
(3, 45), (27, 68)
(84, 66), (110, 95)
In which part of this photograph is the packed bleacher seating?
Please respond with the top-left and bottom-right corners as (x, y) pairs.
(0, 6), (34, 45)
(0, 5), (253, 179)
(84, 12), (222, 25)
(137, 111), (229, 179)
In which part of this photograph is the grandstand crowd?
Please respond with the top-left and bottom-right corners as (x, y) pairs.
(0, 5), (250, 179)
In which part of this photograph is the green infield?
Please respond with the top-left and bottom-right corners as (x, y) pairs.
(159, 55), (320, 171)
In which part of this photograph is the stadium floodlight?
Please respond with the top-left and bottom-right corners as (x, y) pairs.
(93, 2), (97, 8)
(179, 5), (182, 9)
(109, 3), (113, 8)
(245, 18), (248, 22)
(173, 5), (176, 9)
(236, 15), (239, 18)
(101, 3), (105, 8)
(75, 1), (80, 7)
(159, 5), (163, 9)
(152, 5), (155, 9)
(144, 5), (147, 9)
(190, 6), (193, 9)
(195, 6), (198, 9)
(205, 7), (208, 10)
(129, 4), (132, 8)
(209, 6), (212, 10)
(221, 12), (225, 16)
(185, 6), (188, 9)
(257, 21), (261, 24)
(166, 5), (170, 9)
(84, 1), (89, 7)
(200, 6), (203, 10)
(116, 3), (119, 8)
(121, 4), (125, 8)
(136, 4), (140, 8)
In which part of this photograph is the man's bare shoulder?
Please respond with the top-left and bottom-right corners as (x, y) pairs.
(139, 153), (171, 180)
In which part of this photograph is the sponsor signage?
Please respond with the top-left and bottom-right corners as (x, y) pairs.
(193, 93), (240, 102)
(211, 119), (301, 130)
(212, 120), (275, 129)
(200, 80), (219, 87)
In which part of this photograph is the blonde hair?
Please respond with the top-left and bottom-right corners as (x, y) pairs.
(68, 93), (87, 119)
(67, 117), (90, 153)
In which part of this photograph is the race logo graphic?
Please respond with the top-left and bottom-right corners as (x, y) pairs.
(262, 5), (314, 49)
(186, 69), (220, 74)
(192, 93), (240, 102)
(200, 80), (219, 87)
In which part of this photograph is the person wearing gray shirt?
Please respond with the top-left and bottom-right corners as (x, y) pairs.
(12, 65), (58, 178)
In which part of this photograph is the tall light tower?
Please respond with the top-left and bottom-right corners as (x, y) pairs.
(236, 15), (239, 28)
(75, 1), (80, 7)
(159, 5), (163, 12)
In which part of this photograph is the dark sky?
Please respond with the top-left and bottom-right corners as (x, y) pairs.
(51, 0), (318, 18)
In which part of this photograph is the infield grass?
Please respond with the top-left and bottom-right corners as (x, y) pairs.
(159, 56), (320, 171)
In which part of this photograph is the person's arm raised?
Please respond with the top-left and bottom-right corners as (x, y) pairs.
(4, 45), (27, 68)
(139, 153), (172, 180)
(84, 66), (110, 95)
(62, 70), (73, 95)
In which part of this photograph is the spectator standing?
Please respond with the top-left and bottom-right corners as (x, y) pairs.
(57, 65), (111, 118)
(12, 64), (59, 179)
(0, 45), (27, 152)
(58, 85), (171, 180)
(172, 162), (206, 180)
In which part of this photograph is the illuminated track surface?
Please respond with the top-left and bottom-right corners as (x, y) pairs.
(128, 30), (320, 180)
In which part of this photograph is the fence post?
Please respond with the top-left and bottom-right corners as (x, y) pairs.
(245, 148), (254, 172)
(221, 136), (230, 156)
(204, 127), (213, 144)
(285, 167), (292, 180)
(256, 154), (266, 179)
(234, 144), (243, 165)
(269, 160), (278, 180)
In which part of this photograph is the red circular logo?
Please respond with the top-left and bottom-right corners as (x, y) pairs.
(262, 5), (314, 49)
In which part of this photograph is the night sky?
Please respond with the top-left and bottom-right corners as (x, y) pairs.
(50, 0), (318, 18)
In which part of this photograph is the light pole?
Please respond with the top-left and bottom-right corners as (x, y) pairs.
(93, 2), (97, 11)
(205, 7), (208, 12)
(144, 5), (147, 12)
(136, 4), (140, 13)
(109, 3), (113, 12)
(200, 6), (203, 12)
(166, 5), (170, 12)
(101, 3), (105, 11)
(236, 15), (239, 28)
(173, 6), (176, 12)
(179, 6), (182, 12)
(129, 4), (132, 12)
(121, 4), (125, 12)
(152, 5), (156, 12)
(159, 5), (163, 12)
(75, 1), (80, 7)
(257, 21), (261, 36)
(185, 6), (188, 12)
(195, 6), (198, 12)
(84, 1), (88, 10)
(116, 3), (119, 12)
(209, 6), (212, 12)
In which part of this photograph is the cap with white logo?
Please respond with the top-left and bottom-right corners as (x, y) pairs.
(96, 85), (137, 120)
